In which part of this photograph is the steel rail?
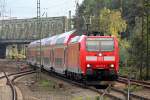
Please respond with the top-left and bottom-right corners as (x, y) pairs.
(3, 71), (17, 100)
(1, 70), (35, 100)
(119, 76), (150, 85)
(118, 77), (150, 89)
(111, 87), (150, 100)
(0, 70), (34, 79)
(11, 71), (36, 83)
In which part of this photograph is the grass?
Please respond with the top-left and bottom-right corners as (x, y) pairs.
(72, 95), (101, 100)
(39, 80), (50, 87)
(39, 79), (57, 89)
(119, 66), (149, 80)
(124, 85), (143, 92)
(119, 66), (137, 77)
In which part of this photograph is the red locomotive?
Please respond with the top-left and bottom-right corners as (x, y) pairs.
(27, 30), (119, 82)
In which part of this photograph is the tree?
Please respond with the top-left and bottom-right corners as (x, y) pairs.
(99, 8), (127, 37)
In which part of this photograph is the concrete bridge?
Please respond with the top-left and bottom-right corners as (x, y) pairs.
(0, 16), (68, 58)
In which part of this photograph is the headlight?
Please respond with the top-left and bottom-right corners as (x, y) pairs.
(104, 56), (115, 61)
(86, 56), (97, 61)
(87, 64), (91, 68)
(110, 64), (114, 68)
(98, 53), (102, 56)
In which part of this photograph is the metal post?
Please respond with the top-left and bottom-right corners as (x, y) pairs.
(127, 73), (131, 100)
(144, 0), (150, 80)
(36, 0), (41, 80)
(140, 15), (144, 79)
(83, 16), (91, 34)
(139, 0), (145, 79)
(69, 10), (71, 31)
(146, 13), (149, 80)
(86, 23), (89, 33)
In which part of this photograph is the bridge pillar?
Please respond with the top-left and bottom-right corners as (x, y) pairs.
(0, 44), (6, 58)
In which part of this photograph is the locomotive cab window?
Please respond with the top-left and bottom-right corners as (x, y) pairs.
(86, 38), (114, 51)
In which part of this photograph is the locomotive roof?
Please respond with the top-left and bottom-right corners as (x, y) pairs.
(69, 35), (115, 44)
(40, 38), (48, 46)
(44, 36), (53, 46)
(53, 30), (76, 45)
(28, 40), (39, 48)
(28, 30), (76, 47)
(43, 30), (76, 45)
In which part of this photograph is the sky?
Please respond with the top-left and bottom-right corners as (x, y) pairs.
(2, 0), (83, 18)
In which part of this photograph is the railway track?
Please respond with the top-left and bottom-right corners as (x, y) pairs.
(43, 70), (150, 100)
(0, 70), (35, 79)
(42, 70), (122, 99)
(118, 76), (150, 89)
(111, 87), (150, 100)
(1, 70), (35, 100)
(3, 71), (17, 100)
(1, 68), (149, 100)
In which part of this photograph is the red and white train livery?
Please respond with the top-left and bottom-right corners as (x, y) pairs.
(27, 30), (119, 81)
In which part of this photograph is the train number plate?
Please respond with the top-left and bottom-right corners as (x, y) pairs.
(98, 57), (103, 61)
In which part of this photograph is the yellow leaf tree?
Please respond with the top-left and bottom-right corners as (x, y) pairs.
(99, 8), (127, 38)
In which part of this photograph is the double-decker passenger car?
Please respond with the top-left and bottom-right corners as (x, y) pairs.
(27, 30), (119, 82)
